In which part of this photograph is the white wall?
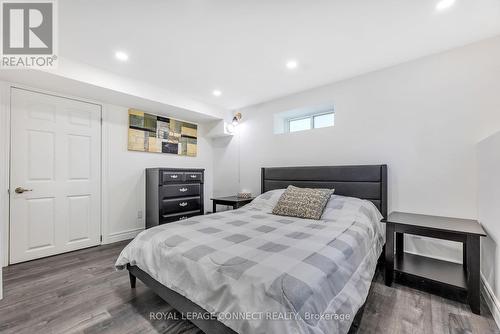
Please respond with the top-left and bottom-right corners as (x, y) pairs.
(103, 104), (214, 243)
(213, 36), (500, 263)
(478, 131), (500, 323)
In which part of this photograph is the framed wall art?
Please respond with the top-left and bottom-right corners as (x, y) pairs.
(128, 109), (198, 157)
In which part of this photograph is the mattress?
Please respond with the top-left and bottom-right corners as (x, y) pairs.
(116, 190), (385, 334)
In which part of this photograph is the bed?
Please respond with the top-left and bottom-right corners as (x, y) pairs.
(116, 165), (387, 334)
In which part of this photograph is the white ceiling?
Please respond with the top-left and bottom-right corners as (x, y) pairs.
(59, 0), (500, 110)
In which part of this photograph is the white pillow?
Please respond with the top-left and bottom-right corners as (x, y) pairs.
(245, 189), (285, 213)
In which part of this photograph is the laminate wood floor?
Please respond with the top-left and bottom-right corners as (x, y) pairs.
(0, 241), (498, 334)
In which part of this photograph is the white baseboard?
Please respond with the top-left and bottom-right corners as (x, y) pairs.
(481, 273), (500, 329)
(104, 228), (144, 244)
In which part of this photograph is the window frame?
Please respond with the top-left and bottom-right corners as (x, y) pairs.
(285, 110), (334, 133)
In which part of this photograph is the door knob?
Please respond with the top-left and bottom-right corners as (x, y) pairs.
(15, 187), (33, 194)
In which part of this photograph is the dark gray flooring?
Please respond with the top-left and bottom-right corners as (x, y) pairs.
(0, 240), (498, 334)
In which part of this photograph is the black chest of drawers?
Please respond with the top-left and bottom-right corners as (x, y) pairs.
(146, 168), (205, 229)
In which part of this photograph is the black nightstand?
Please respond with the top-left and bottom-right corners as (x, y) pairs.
(211, 196), (255, 213)
(385, 211), (486, 314)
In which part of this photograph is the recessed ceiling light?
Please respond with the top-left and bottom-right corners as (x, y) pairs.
(286, 60), (298, 70)
(436, 0), (455, 11)
(115, 51), (129, 61)
(212, 90), (222, 97)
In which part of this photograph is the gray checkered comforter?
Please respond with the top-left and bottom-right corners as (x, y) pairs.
(116, 190), (384, 334)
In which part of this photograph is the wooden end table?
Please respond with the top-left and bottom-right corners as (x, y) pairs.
(385, 211), (486, 314)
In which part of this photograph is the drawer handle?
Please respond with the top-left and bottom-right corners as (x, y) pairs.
(179, 187), (188, 192)
(170, 175), (178, 179)
(179, 216), (188, 220)
(190, 174), (197, 178)
(179, 202), (188, 207)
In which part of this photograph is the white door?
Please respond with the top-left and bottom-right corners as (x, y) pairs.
(10, 88), (101, 264)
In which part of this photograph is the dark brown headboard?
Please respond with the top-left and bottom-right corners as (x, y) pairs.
(261, 165), (388, 219)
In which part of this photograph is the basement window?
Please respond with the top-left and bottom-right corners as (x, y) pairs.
(286, 111), (335, 133)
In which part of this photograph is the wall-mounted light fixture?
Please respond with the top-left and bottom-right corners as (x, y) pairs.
(225, 112), (242, 134)
(232, 112), (242, 126)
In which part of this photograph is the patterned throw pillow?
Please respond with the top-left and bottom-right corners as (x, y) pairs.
(272, 185), (335, 220)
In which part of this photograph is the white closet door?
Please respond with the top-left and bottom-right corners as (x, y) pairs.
(10, 88), (101, 264)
